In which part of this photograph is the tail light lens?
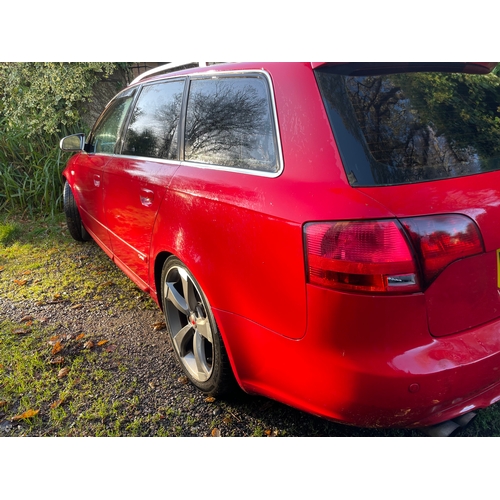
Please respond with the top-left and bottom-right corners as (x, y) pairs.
(304, 215), (484, 294)
(400, 214), (484, 287)
(304, 220), (419, 293)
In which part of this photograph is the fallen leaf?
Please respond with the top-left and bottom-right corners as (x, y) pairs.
(13, 328), (30, 335)
(14, 279), (27, 286)
(58, 367), (69, 378)
(52, 341), (63, 355)
(100, 281), (114, 287)
(222, 416), (232, 424)
(84, 340), (94, 349)
(49, 356), (65, 365)
(97, 339), (109, 346)
(105, 345), (117, 352)
(20, 315), (34, 322)
(70, 303), (83, 310)
(178, 376), (189, 385)
(153, 321), (166, 331)
(21, 270), (32, 276)
(75, 333), (85, 341)
(0, 266), (5, 272)
(50, 399), (64, 409)
(148, 382), (155, 389)
(11, 409), (39, 421)
(205, 396), (216, 403)
(0, 401), (7, 407)
(211, 428), (221, 437)
(53, 293), (61, 300)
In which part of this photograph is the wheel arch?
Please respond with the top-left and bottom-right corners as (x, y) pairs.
(153, 250), (173, 311)
(153, 249), (244, 391)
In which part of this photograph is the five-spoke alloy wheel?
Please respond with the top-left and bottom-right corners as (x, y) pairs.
(161, 257), (234, 396)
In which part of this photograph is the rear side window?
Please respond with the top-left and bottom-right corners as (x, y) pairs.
(122, 80), (184, 160)
(184, 75), (279, 172)
(315, 65), (500, 186)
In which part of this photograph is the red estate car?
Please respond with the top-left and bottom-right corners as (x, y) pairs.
(61, 62), (500, 432)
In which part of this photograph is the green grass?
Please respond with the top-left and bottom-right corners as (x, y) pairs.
(0, 119), (82, 216)
(0, 214), (159, 436)
(0, 213), (148, 305)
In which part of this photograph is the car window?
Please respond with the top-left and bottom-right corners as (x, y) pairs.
(89, 90), (135, 154)
(315, 65), (500, 186)
(184, 75), (279, 172)
(122, 80), (185, 160)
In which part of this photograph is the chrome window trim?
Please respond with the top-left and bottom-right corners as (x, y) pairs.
(107, 154), (183, 167)
(89, 69), (284, 178)
(180, 159), (282, 178)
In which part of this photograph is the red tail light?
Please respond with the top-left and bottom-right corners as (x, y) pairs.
(400, 214), (484, 287)
(304, 220), (419, 293)
(304, 215), (484, 294)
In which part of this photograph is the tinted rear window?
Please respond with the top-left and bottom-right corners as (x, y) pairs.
(315, 65), (500, 186)
(184, 75), (279, 172)
(122, 80), (184, 160)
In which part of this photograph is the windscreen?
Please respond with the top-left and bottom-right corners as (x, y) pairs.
(315, 64), (500, 186)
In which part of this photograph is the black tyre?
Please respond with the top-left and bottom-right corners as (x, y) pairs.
(161, 257), (235, 396)
(63, 181), (91, 242)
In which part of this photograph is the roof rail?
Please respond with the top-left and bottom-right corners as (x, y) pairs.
(130, 62), (210, 85)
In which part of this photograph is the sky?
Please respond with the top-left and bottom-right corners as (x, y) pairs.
(2, 1), (497, 63)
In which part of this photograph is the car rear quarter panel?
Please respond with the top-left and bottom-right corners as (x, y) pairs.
(149, 63), (397, 341)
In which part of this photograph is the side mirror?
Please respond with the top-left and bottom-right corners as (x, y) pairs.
(60, 133), (86, 152)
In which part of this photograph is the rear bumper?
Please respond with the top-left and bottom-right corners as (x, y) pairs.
(217, 286), (500, 428)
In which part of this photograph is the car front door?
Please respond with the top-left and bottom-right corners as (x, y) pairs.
(77, 88), (136, 252)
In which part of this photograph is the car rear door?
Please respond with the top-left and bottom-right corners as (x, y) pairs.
(102, 79), (185, 289)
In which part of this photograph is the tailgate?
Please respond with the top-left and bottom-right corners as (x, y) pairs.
(359, 171), (500, 336)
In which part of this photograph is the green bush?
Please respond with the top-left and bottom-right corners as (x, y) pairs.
(0, 63), (119, 136)
(0, 63), (124, 215)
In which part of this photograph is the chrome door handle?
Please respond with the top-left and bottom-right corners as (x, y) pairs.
(140, 188), (154, 207)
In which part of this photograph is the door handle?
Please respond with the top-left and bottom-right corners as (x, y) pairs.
(140, 188), (154, 207)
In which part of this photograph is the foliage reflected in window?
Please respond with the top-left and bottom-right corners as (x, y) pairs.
(122, 80), (184, 160)
(315, 68), (500, 186)
(184, 76), (278, 172)
(90, 91), (135, 154)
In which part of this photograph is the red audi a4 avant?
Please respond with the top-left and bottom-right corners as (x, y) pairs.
(60, 62), (500, 431)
